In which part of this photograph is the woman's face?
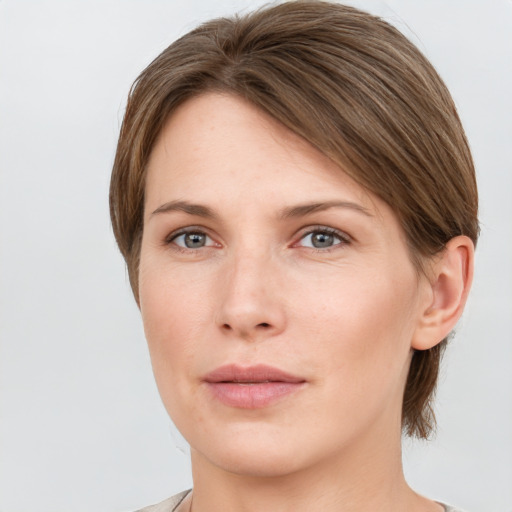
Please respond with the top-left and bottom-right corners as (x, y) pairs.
(140, 93), (432, 477)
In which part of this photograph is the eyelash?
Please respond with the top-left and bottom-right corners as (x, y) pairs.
(296, 226), (351, 252)
(164, 227), (217, 254)
(164, 225), (351, 253)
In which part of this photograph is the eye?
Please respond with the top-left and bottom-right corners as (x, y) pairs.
(168, 230), (217, 249)
(297, 228), (348, 250)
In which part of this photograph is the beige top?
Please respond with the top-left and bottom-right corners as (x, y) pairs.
(135, 490), (467, 512)
(135, 491), (190, 512)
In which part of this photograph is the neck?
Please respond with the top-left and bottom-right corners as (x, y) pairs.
(188, 421), (434, 512)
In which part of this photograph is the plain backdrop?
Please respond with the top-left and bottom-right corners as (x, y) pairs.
(0, 1), (511, 511)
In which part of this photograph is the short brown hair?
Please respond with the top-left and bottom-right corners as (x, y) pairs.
(110, 1), (479, 438)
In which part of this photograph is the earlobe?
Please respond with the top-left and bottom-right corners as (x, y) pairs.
(412, 236), (474, 351)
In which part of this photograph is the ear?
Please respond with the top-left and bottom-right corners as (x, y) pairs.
(412, 236), (475, 350)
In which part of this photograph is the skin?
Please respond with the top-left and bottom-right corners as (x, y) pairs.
(139, 92), (472, 512)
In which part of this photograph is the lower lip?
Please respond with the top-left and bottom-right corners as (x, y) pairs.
(205, 381), (304, 408)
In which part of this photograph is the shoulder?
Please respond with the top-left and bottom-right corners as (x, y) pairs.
(134, 490), (191, 512)
(439, 503), (467, 512)
(133, 493), (466, 512)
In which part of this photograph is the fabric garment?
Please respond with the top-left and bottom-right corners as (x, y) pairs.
(134, 489), (466, 512)
(135, 490), (190, 512)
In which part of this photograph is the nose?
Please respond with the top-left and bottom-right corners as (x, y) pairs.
(216, 249), (286, 342)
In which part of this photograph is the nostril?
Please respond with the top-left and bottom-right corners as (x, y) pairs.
(258, 323), (270, 328)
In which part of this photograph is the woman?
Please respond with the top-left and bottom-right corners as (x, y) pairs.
(110, 2), (478, 511)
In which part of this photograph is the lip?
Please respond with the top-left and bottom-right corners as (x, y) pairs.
(203, 364), (306, 409)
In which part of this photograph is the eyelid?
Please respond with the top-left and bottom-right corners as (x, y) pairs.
(292, 225), (352, 249)
(163, 224), (351, 251)
(164, 226), (220, 249)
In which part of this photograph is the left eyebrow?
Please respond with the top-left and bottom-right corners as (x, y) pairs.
(279, 200), (373, 219)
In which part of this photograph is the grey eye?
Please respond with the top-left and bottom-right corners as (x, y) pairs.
(173, 232), (210, 249)
(299, 230), (343, 249)
(185, 233), (206, 248)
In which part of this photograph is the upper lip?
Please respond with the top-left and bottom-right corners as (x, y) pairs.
(204, 364), (305, 383)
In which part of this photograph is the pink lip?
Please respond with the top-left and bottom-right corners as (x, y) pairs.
(203, 364), (306, 409)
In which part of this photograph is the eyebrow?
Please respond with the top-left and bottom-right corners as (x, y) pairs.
(151, 200), (218, 219)
(150, 199), (372, 220)
(279, 200), (373, 219)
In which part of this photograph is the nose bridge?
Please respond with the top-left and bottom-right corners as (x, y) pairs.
(217, 241), (285, 339)
(224, 242), (274, 309)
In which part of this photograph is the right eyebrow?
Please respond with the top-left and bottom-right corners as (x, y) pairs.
(149, 200), (218, 220)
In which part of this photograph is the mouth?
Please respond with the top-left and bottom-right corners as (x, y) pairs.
(203, 364), (306, 409)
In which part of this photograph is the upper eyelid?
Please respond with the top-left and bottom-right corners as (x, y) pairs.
(166, 228), (219, 252)
(163, 224), (352, 246)
(294, 225), (351, 242)
(165, 225), (214, 241)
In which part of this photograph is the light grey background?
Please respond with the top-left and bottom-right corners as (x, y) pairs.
(0, 1), (510, 511)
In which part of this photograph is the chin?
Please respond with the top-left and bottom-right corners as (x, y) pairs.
(186, 414), (350, 481)
(193, 440), (309, 479)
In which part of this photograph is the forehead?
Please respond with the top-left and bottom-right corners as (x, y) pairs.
(144, 92), (385, 221)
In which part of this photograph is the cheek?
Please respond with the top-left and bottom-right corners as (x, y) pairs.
(292, 264), (419, 380)
(138, 260), (212, 384)
(291, 271), (419, 438)
(139, 275), (209, 430)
